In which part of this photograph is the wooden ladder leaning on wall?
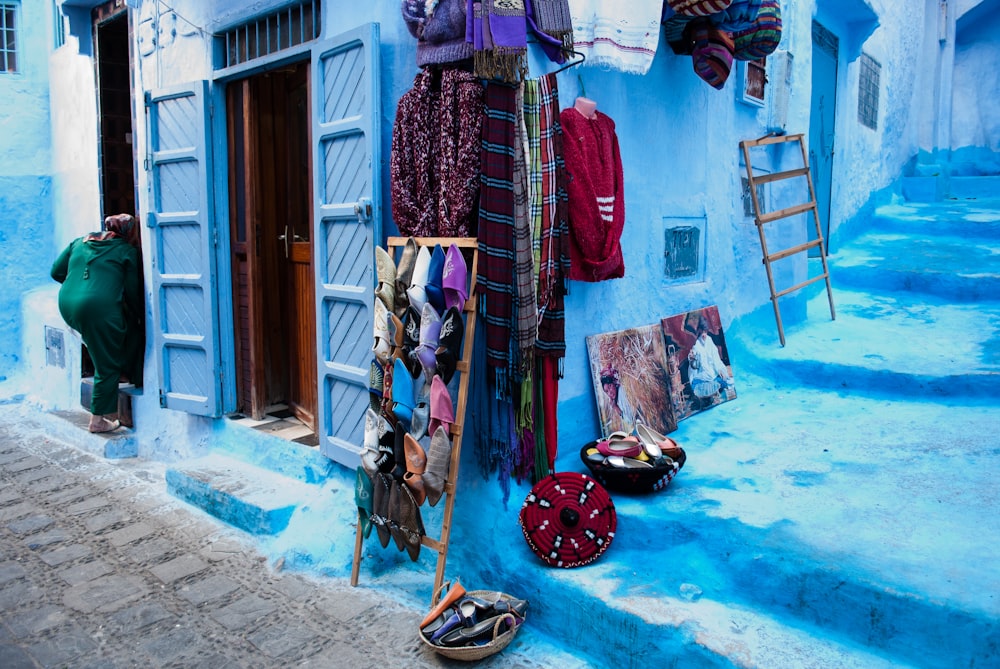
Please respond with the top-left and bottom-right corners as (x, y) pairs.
(739, 133), (836, 346)
(350, 236), (479, 605)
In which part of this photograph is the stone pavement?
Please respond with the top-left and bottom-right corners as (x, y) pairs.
(0, 408), (591, 668)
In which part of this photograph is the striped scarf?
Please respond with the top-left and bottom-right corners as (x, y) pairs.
(477, 82), (518, 386)
(513, 83), (537, 369)
(533, 72), (569, 357)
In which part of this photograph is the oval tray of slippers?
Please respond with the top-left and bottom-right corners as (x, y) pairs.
(579, 439), (685, 494)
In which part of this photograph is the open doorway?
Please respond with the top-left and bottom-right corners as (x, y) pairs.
(81, 1), (141, 425)
(226, 60), (317, 436)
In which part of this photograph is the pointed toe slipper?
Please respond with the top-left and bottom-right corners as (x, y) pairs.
(424, 244), (446, 313)
(423, 425), (453, 506)
(442, 243), (469, 312)
(434, 306), (464, 384)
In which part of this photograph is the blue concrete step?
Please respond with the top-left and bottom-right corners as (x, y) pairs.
(869, 200), (1000, 239)
(948, 175), (1000, 200)
(832, 232), (1000, 302)
(729, 289), (1000, 399)
(166, 453), (318, 536)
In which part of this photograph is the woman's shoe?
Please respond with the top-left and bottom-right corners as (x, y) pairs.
(425, 244), (447, 312)
(428, 375), (454, 437)
(354, 467), (374, 539)
(372, 298), (391, 364)
(595, 434), (642, 458)
(394, 237), (418, 318)
(375, 246), (396, 311)
(403, 433), (427, 505)
(635, 422), (685, 461)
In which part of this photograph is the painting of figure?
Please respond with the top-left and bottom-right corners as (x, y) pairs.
(661, 306), (736, 421)
(586, 324), (677, 439)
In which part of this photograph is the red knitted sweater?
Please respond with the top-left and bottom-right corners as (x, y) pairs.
(559, 108), (625, 282)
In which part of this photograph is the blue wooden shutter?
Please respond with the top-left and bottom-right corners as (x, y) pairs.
(145, 80), (223, 417)
(312, 24), (382, 466)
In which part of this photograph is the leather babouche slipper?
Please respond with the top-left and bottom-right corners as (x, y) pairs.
(371, 472), (393, 549)
(403, 432), (427, 506)
(428, 375), (454, 437)
(360, 408), (383, 477)
(375, 246), (396, 312)
(387, 311), (406, 363)
(368, 359), (384, 414)
(437, 614), (516, 647)
(402, 306), (422, 377)
(354, 466), (374, 539)
(424, 244), (447, 313)
(434, 306), (464, 384)
(420, 580), (466, 629)
(406, 245), (432, 314)
(414, 302), (442, 382)
(396, 482), (425, 562)
(386, 478), (406, 552)
(595, 433), (643, 458)
(394, 237), (418, 318)
(605, 455), (654, 469)
(442, 243), (468, 312)
(391, 357), (415, 427)
(635, 422), (686, 465)
(423, 425), (452, 507)
(372, 298), (391, 364)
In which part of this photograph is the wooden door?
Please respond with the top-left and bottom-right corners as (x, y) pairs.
(284, 66), (317, 430)
(227, 62), (316, 430)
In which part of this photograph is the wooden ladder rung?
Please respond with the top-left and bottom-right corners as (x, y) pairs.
(766, 238), (823, 262)
(750, 166), (809, 185)
(757, 201), (817, 224)
(773, 272), (827, 299)
(740, 132), (804, 149)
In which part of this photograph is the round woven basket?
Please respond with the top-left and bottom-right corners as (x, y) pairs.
(579, 442), (684, 493)
(418, 590), (524, 661)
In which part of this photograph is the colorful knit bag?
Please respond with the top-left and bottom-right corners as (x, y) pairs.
(709, 0), (763, 32)
(688, 20), (734, 89)
(733, 0), (781, 60)
(667, 0), (733, 16)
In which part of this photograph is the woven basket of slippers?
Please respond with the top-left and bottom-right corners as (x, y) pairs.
(419, 587), (527, 661)
(579, 436), (686, 493)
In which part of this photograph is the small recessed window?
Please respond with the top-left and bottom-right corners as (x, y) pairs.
(858, 52), (881, 130)
(1, 2), (18, 73)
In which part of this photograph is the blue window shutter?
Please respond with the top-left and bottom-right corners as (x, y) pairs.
(145, 80), (223, 417)
(312, 24), (382, 466)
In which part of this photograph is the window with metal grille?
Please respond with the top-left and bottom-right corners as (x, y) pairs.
(217, 0), (321, 69)
(858, 52), (880, 130)
(1, 2), (18, 73)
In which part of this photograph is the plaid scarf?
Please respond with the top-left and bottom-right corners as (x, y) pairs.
(513, 83), (537, 368)
(533, 72), (569, 357)
(477, 81), (518, 386)
(467, 0), (528, 83)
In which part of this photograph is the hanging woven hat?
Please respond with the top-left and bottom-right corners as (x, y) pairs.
(518, 472), (617, 568)
(733, 0), (781, 61)
(709, 0), (763, 33)
(688, 20), (735, 90)
(667, 0), (734, 17)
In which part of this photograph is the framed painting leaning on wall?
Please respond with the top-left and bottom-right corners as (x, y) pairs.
(586, 324), (678, 439)
(661, 306), (737, 422)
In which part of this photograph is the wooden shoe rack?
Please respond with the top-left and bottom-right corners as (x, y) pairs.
(351, 237), (479, 604)
(739, 133), (836, 346)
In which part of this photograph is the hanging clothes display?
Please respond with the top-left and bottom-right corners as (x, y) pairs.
(560, 102), (626, 282)
(390, 68), (484, 238)
(566, 0), (663, 75)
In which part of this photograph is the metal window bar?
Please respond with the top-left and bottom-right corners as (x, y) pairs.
(219, 1), (320, 68)
(858, 53), (880, 130)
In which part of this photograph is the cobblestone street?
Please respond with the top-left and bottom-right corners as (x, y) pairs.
(0, 411), (580, 668)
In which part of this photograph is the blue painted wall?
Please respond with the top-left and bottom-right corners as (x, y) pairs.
(0, 0), (55, 377)
(4, 0), (990, 463)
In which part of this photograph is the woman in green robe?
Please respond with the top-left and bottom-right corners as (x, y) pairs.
(50, 214), (143, 433)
